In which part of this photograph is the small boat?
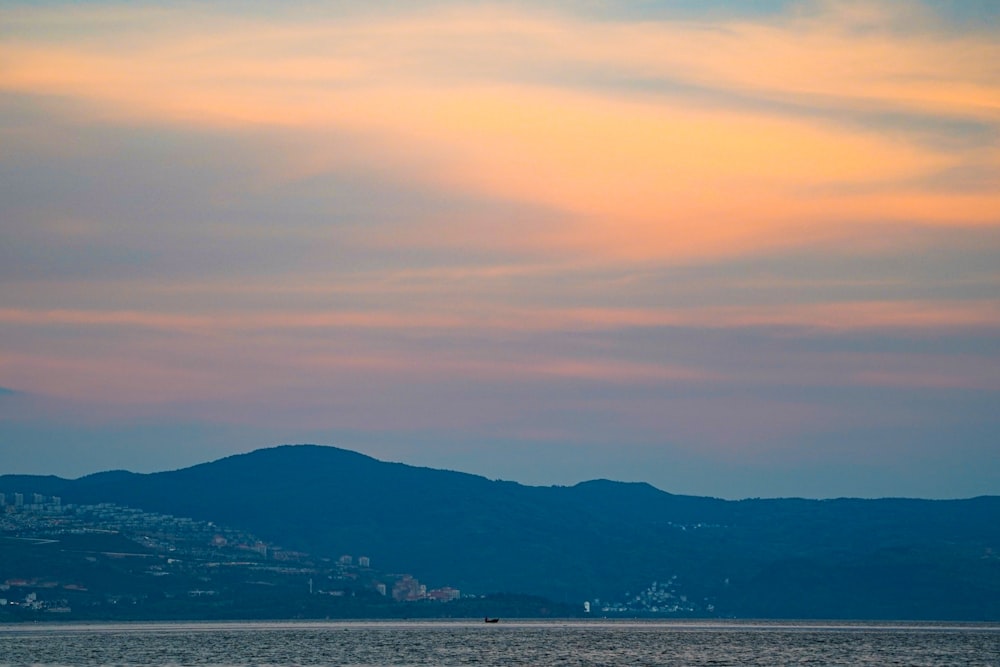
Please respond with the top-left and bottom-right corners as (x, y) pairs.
(484, 617), (499, 623)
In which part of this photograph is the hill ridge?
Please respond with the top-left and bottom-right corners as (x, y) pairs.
(2, 444), (998, 620)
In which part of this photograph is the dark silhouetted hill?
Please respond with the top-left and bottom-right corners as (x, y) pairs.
(3, 444), (998, 620)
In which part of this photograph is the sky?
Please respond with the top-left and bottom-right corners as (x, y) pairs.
(1, 0), (998, 499)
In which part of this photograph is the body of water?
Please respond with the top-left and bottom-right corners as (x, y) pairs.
(0, 619), (997, 666)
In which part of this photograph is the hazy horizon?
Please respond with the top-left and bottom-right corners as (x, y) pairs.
(2, 442), (995, 502)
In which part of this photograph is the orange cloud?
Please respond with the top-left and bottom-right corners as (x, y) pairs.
(2, 2), (997, 265)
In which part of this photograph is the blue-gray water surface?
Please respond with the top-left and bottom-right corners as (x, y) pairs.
(0, 620), (997, 666)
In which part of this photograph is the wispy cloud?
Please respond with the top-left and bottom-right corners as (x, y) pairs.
(3, 1), (998, 265)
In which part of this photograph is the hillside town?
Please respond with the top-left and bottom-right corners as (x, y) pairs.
(0, 492), (464, 618)
(1, 491), (705, 619)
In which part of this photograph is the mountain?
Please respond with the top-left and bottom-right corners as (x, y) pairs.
(2, 444), (998, 620)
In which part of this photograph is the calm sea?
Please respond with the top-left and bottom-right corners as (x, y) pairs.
(0, 620), (997, 666)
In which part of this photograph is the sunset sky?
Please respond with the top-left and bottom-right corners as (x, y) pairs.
(2, 0), (998, 499)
